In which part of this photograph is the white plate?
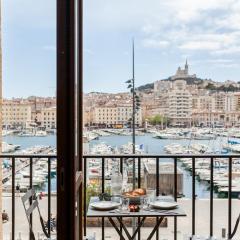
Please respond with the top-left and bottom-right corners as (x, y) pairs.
(149, 201), (178, 210)
(90, 201), (121, 211)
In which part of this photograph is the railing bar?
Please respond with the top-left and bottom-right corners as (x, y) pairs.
(12, 157), (15, 240)
(120, 157), (123, 239)
(83, 157), (87, 236)
(156, 157), (160, 240)
(102, 157), (105, 194)
(174, 157), (177, 240)
(138, 157), (141, 240)
(228, 157), (232, 238)
(83, 154), (238, 159)
(1, 153), (240, 158)
(30, 157), (33, 239)
(138, 157), (141, 188)
(210, 157), (214, 237)
(120, 157), (123, 174)
(102, 157), (105, 240)
(192, 157), (195, 236)
(48, 157), (51, 237)
(156, 157), (160, 196)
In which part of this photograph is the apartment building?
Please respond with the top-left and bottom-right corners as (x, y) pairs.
(192, 92), (240, 127)
(2, 100), (32, 128)
(93, 104), (142, 127)
(39, 107), (56, 129)
(167, 80), (192, 126)
(27, 96), (56, 123)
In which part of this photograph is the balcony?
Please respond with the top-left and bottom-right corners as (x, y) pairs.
(1, 153), (240, 239)
(1, 154), (57, 240)
(83, 154), (240, 240)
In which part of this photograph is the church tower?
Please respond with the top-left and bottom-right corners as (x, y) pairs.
(185, 59), (189, 74)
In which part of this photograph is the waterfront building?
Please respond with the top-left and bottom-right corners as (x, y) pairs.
(167, 80), (192, 126)
(2, 100), (32, 128)
(39, 106), (56, 129)
(192, 92), (240, 127)
(27, 96), (56, 123)
(93, 104), (142, 127)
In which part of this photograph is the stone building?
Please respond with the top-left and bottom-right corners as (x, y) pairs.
(2, 100), (32, 128)
(39, 106), (56, 129)
(93, 104), (142, 127)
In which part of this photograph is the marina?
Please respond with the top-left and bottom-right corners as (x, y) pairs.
(2, 133), (56, 194)
(3, 127), (240, 198)
(87, 127), (240, 199)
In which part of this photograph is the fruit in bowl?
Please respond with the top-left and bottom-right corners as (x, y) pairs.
(122, 188), (146, 205)
(129, 204), (140, 212)
(123, 188), (146, 198)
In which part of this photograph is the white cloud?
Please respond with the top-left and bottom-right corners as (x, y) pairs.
(85, 0), (240, 58)
(212, 46), (240, 55)
(142, 39), (169, 49)
(179, 41), (221, 51)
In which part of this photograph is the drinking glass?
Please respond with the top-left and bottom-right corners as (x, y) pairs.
(121, 198), (129, 211)
(140, 197), (149, 210)
(111, 196), (121, 204)
(146, 189), (156, 203)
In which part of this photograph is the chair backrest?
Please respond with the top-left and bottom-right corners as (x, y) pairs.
(21, 189), (50, 239)
(230, 213), (240, 239)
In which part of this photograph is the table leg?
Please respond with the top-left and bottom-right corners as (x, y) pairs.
(131, 217), (146, 240)
(116, 217), (132, 240)
(108, 217), (126, 240)
(147, 217), (164, 240)
(116, 217), (146, 240)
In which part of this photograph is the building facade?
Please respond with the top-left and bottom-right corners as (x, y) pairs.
(93, 105), (142, 127)
(2, 100), (32, 128)
(167, 80), (192, 126)
(39, 107), (56, 129)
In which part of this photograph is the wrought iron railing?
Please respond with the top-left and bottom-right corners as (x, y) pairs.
(83, 154), (240, 240)
(1, 154), (57, 240)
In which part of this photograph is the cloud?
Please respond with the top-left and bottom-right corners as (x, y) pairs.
(84, 0), (240, 77)
(212, 46), (240, 55)
(179, 41), (221, 50)
(142, 39), (169, 49)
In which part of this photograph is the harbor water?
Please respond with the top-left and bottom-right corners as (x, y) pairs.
(3, 134), (57, 193)
(90, 133), (227, 198)
(3, 133), (230, 198)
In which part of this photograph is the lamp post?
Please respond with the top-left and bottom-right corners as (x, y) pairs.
(125, 39), (141, 239)
(125, 39), (141, 188)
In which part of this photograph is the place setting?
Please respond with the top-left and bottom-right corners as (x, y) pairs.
(87, 188), (186, 240)
(89, 188), (180, 214)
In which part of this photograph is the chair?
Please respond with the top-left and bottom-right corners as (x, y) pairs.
(21, 189), (51, 240)
(230, 213), (240, 239)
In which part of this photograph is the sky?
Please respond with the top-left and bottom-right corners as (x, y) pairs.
(3, 1), (240, 97)
(84, 0), (240, 93)
(2, 0), (56, 98)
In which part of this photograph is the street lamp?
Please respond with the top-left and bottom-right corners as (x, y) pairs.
(125, 43), (141, 188)
(125, 39), (142, 239)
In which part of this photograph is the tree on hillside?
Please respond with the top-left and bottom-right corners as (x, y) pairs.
(205, 83), (216, 90)
(148, 114), (170, 126)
